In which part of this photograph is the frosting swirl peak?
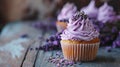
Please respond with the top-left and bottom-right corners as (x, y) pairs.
(80, 0), (98, 19)
(97, 2), (117, 23)
(61, 11), (99, 41)
(57, 3), (77, 21)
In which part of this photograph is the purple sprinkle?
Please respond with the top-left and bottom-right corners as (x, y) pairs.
(105, 36), (110, 41)
(57, 36), (61, 40)
(111, 27), (117, 33)
(47, 52), (82, 66)
(105, 46), (112, 52)
(56, 63), (60, 67)
(116, 41), (120, 46)
(56, 52), (61, 56)
(60, 59), (64, 63)
(69, 61), (74, 64)
(65, 62), (69, 66)
(20, 34), (28, 38)
(38, 35), (42, 39)
(46, 38), (49, 42)
(112, 42), (117, 48)
(56, 32), (62, 36)
(30, 48), (33, 50)
(53, 41), (58, 45)
(35, 47), (39, 50)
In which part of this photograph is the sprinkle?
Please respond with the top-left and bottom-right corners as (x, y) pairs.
(105, 46), (112, 52)
(20, 34), (29, 38)
(35, 47), (39, 50)
(29, 48), (33, 50)
(56, 63), (60, 67)
(47, 51), (81, 66)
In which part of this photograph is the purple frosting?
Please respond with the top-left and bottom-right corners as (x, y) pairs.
(97, 2), (117, 23)
(61, 12), (99, 41)
(117, 15), (120, 20)
(80, 0), (98, 19)
(57, 3), (77, 21)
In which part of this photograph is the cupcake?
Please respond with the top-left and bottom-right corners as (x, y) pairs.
(117, 15), (120, 20)
(97, 2), (117, 23)
(80, 0), (98, 20)
(60, 11), (100, 61)
(56, 3), (77, 32)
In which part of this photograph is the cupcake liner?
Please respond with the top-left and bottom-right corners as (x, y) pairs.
(61, 41), (100, 61)
(56, 21), (67, 32)
(56, 24), (65, 32)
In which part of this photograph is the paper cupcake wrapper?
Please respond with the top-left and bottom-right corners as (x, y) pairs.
(61, 42), (100, 61)
(56, 24), (66, 32)
(56, 21), (67, 32)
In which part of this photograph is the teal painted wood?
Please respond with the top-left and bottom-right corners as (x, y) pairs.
(74, 48), (120, 67)
(21, 25), (46, 67)
(22, 39), (41, 67)
(0, 21), (41, 67)
(35, 29), (56, 67)
(35, 47), (120, 67)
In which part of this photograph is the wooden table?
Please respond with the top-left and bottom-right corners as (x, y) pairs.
(0, 22), (120, 67)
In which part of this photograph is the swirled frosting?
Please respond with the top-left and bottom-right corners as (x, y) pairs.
(61, 12), (99, 41)
(97, 2), (117, 23)
(57, 3), (77, 21)
(80, 0), (98, 19)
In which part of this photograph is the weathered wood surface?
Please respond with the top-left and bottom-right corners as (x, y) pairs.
(0, 38), (33, 67)
(0, 22), (120, 67)
(22, 31), (45, 67)
(35, 48), (120, 67)
(0, 22), (42, 67)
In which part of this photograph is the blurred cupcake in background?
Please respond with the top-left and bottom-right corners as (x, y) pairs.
(80, 0), (98, 20)
(56, 2), (77, 32)
(97, 2), (117, 23)
(117, 15), (120, 20)
(60, 11), (100, 61)
(94, 2), (120, 47)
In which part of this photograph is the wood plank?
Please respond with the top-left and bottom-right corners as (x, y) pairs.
(22, 39), (39, 67)
(21, 30), (45, 67)
(35, 47), (120, 67)
(0, 22), (43, 67)
(75, 48), (120, 67)
(35, 29), (57, 67)
(39, 51), (53, 67)
(0, 38), (34, 67)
